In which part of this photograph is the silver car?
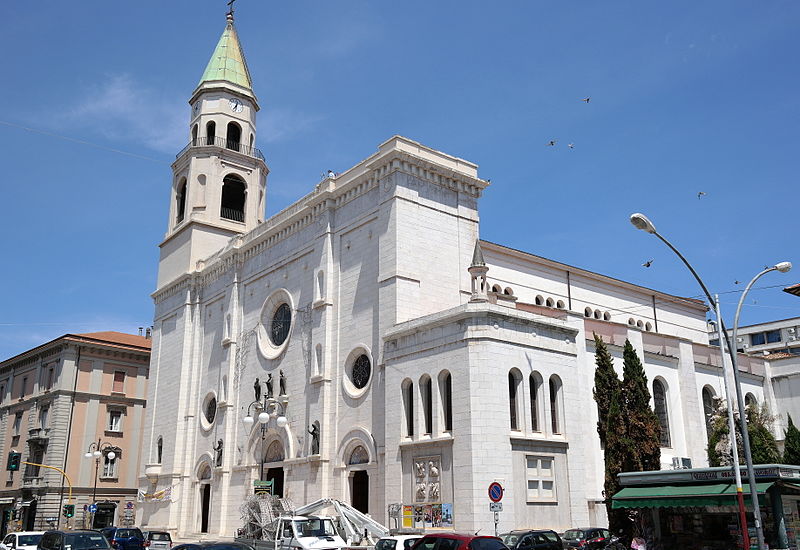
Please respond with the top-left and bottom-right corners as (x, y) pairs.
(1, 532), (44, 550)
(142, 532), (172, 550)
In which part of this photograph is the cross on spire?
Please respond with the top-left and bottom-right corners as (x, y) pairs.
(226, 0), (236, 21)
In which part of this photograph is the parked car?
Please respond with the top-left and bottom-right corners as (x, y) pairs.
(411, 533), (508, 550)
(38, 531), (112, 550)
(173, 543), (255, 550)
(1, 532), (44, 550)
(100, 528), (147, 550)
(142, 532), (172, 550)
(499, 530), (562, 550)
(376, 535), (422, 550)
(561, 528), (610, 549)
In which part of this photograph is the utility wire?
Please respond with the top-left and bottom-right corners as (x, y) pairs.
(0, 119), (169, 164)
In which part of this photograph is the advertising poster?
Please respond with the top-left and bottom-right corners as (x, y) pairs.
(431, 504), (442, 528)
(414, 506), (425, 528)
(424, 505), (433, 528)
(441, 503), (453, 528)
(402, 506), (413, 529)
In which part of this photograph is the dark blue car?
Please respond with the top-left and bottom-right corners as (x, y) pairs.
(100, 528), (147, 550)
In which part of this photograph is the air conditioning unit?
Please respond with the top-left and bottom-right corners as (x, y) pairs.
(788, 328), (796, 334)
(736, 337), (744, 343)
(672, 457), (692, 470)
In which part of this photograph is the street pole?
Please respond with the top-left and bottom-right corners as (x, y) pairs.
(714, 294), (750, 550)
(629, 213), (791, 550)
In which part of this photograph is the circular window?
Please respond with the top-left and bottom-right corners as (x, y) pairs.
(351, 355), (371, 389)
(200, 392), (217, 430)
(257, 289), (295, 360)
(342, 346), (373, 399)
(271, 303), (292, 346)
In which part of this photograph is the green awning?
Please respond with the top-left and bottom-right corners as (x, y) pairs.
(612, 482), (774, 509)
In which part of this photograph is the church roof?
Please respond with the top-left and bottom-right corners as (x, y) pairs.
(199, 15), (253, 91)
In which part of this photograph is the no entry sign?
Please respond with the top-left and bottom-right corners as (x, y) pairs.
(488, 482), (504, 503)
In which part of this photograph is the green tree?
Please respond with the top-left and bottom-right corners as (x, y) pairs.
(593, 333), (620, 448)
(746, 403), (780, 464)
(783, 415), (800, 465)
(603, 385), (628, 532)
(707, 399), (780, 465)
(620, 340), (661, 472)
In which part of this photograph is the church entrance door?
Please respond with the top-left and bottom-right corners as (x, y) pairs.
(352, 471), (369, 513)
(200, 484), (211, 533)
(266, 467), (284, 497)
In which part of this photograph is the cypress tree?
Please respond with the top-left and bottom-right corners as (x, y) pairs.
(784, 415), (800, 466)
(593, 333), (620, 448)
(620, 340), (661, 472)
(603, 385), (628, 532)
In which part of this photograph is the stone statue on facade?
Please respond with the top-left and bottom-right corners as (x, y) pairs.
(213, 439), (223, 467)
(253, 378), (261, 401)
(308, 423), (320, 455)
(265, 373), (273, 399)
(279, 370), (287, 396)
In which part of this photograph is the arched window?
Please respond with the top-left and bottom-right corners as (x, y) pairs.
(420, 376), (433, 435)
(509, 370), (522, 431)
(594, 310), (602, 320)
(402, 380), (414, 438)
(192, 124), (198, 145)
(584, 307), (592, 317)
(316, 271), (325, 302)
(653, 379), (671, 447)
(536, 296), (545, 306)
(603, 312), (611, 321)
(628, 318), (636, 326)
(645, 322), (653, 332)
(529, 373), (542, 432)
(745, 393), (757, 410)
(349, 445), (369, 465)
(546, 297), (554, 308)
(249, 133), (254, 149)
(221, 174), (246, 222)
(549, 376), (562, 434)
(492, 284), (502, 293)
(226, 122), (242, 151)
(556, 300), (565, 309)
(206, 121), (216, 146)
(504, 287), (513, 296)
(176, 178), (187, 223)
(702, 386), (715, 436)
(439, 371), (453, 432)
(156, 436), (163, 464)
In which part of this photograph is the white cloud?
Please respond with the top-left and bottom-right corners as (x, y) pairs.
(52, 74), (186, 154)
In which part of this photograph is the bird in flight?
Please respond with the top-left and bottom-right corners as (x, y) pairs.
(568, 143), (574, 149)
(734, 280), (741, 284)
(642, 259), (654, 268)
(697, 191), (707, 199)
(583, 97), (591, 103)
(547, 140), (557, 146)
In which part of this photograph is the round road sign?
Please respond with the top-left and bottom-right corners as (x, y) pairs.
(488, 481), (504, 503)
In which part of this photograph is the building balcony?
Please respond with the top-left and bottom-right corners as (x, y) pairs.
(27, 428), (49, 445)
(175, 136), (264, 161)
(22, 475), (43, 488)
(144, 464), (162, 483)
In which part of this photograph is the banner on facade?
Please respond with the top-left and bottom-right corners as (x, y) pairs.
(138, 486), (173, 502)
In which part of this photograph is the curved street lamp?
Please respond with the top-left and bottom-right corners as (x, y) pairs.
(243, 395), (288, 481)
(630, 212), (791, 550)
(84, 439), (120, 527)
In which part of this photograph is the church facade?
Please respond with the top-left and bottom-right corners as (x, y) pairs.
(137, 13), (777, 538)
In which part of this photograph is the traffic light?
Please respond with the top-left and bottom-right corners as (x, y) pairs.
(6, 452), (21, 471)
(62, 504), (75, 518)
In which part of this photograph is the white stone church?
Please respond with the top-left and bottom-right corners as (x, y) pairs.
(137, 12), (781, 538)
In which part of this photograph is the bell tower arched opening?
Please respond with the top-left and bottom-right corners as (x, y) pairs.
(206, 121), (216, 146)
(176, 178), (187, 224)
(221, 175), (246, 222)
(226, 122), (242, 151)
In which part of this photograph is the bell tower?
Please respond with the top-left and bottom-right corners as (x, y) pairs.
(157, 10), (268, 288)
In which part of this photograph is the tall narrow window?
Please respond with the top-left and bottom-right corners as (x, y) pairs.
(509, 371), (520, 430)
(102, 452), (119, 478)
(46, 368), (54, 390)
(206, 121), (216, 146)
(0, 385), (5, 404)
(39, 407), (49, 429)
(702, 387), (715, 436)
(745, 393), (757, 411)
(113, 371), (125, 393)
(549, 376), (562, 434)
(13, 412), (22, 434)
(653, 380), (671, 447)
(440, 372), (453, 432)
(157, 437), (163, 464)
(108, 410), (122, 432)
(421, 377), (433, 435)
(226, 122), (242, 151)
(221, 175), (246, 222)
(529, 373), (541, 432)
(192, 124), (198, 145)
(176, 179), (187, 223)
(403, 381), (414, 438)
(20, 376), (28, 398)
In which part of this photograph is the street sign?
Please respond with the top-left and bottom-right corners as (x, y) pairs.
(489, 502), (503, 512)
(488, 482), (504, 503)
(253, 479), (274, 496)
(88, 504), (98, 513)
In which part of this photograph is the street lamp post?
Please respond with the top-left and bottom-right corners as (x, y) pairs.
(84, 439), (118, 527)
(630, 212), (791, 550)
(242, 393), (287, 482)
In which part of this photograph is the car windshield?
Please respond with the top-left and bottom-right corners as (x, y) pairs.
(375, 540), (397, 550)
(17, 536), (42, 546)
(149, 534), (171, 542)
(563, 530), (584, 541)
(115, 530), (143, 540)
(65, 534), (111, 549)
(499, 534), (518, 546)
(293, 519), (337, 537)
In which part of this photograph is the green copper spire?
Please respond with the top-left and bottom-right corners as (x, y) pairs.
(199, 13), (252, 91)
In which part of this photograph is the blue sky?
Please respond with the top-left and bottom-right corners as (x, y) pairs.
(1, 1), (798, 359)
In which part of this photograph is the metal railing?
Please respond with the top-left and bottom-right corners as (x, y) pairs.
(221, 207), (245, 223)
(176, 136), (264, 161)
